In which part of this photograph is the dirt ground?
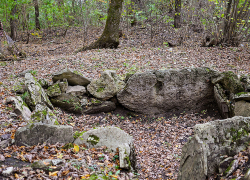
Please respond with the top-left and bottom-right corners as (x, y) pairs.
(0, 24), (250, 179)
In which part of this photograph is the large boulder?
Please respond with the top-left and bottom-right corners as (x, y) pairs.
(87, 70), (125, 100)
(50, 93), (82, 114)
(52, 69), (91, 86)
(178, 116), (250, 180)
(30, 104), (58, 125)
(24, 73), (53, 110)
(117, 67), (219, 114)
(5, 96), (31, 121)
(15, 123), (74, 146)
(74, 127), (136, 170)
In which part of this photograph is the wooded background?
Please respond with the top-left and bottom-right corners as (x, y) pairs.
(0, 0), (249, 46)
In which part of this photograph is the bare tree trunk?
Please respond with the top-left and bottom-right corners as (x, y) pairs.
(0, 21), (3, 55)
(10, 0), (17, 41)
(33, 0), (40, 30)
(75, 0), (124, 53)
(174, 0), (181, 28)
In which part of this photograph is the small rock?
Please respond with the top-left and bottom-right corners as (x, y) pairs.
(6, 96), (31, 121)
(58, 79), (68, 93)
(12, 81), (26, 94)
(66, 85), (86, 97)
(51, 159), (65, 166)
(80, 97), (88, 106)
(2, 167), (14, 177)
(119, 143), (131, 169)
(1, 134), (11, 140)
(47, 83), (62, 97)
(9, 112), (18, 119)
(0, 154), (5, 161)
(87, 70), (125, 100)
(30, 104), (58, 125)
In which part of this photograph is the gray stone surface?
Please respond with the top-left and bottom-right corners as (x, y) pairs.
(178, 116), (250, 180)
(233, 92), (250, 101)
(12, 80), (26, 94)
(15, 123), (74, 146)
(25, 73), (53, 110)
(74, 126), (133, 151)
(212, 71), (244, 94)
(234, 100), (250, 117)
(118, 67), (219, 114)
(2, 167), (14, 177)
(6, 96), (31, 121)
(241, 75), (250, 92)
(52, 68), (91, 86)
(66, 85), (86, 97)
(119, 143), (131, 169)
(58, 79), (68, 93)
(31, 104), (58, 125)
(0, 139), (12, 149)
(74, 127), (136, 170)
(47, 83), (61, 97)
(83, 101), (116, 114)
(50, 93), (82, 114)
(87, 70), (125, 100)
(38, 79), (49, 89)
(214, 84), (231, 118)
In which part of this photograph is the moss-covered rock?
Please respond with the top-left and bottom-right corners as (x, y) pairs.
(50, 93), (82, 114)
(30, 104), (58, 125)
(47, 83), (61, 97)
(212, 71), (244, 94)
(38, 79), (49, 89)
(5, 96), (31, 121)
(87, 70), (125, 101)
(12, 80), (26, 94)
(25, 73), (53, 110)
(178, 116), (250, 180)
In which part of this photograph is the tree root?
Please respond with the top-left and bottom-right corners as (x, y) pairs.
(74, 37), (119, 54)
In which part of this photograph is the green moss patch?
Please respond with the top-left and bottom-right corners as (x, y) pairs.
(87, 135), (99, 145)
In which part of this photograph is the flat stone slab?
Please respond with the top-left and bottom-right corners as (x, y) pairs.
(15, 123), (73, 146)
(52, 69), (91, 86)
(234, 100), (250, 117)
(74, 126), (133, 151)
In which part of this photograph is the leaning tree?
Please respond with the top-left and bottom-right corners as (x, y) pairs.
(75, 0), (124, 53)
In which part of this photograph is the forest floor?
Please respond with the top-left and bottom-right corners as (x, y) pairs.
(0, 24), (250, 179)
